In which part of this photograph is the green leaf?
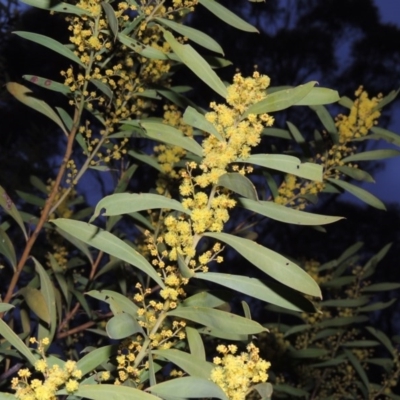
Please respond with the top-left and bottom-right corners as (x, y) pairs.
(148, 376), (228, 400)
(0, 319), (37, 365)
(90, 78), (114, 101)
(361, 283), (400, 292)
(204, 232), (321, 298)
(183, 292), (228, 308)
(254, 383), (273, 400)
(86, 290), (139, 317)
(195, 273), (315, 312)
(91, 193), (189, 222)
(141, 121), (203, 157)
(244, 81), (317, 117)
(0, 227), (17, 270)
(152, 349), (213, 379)
(311, 357), (346, 368)
(33, 258), (57, 341)
(101, 2), (118, 40)
(320, 298), (369, 308)
(370, 127), (400, 147)
(317, 315), (368, 328)
(183, 106), (224, 141)
(358, 299), (396, 312)
(106, 313), (143, 339)
(373, 88), (399, 111)
(128, 149), (163, 172)
(6, 82), (68, 136)
(289, 348), (330, 358)
(0, 304), (14, 313)
(19, 0), (90, 15)
(0, 186), (28, 239)
(14, 32), (85, 67)
(239, 198), (342, 225)
(310, 105), (338, 142)
(156, 18), (224, 54)
(274, 384), (309, 397)
(115, 164), (138, 194)
(56, 227), (93, 264)
(63, 384), (160, 400)
(23, 75), (71, 94)
(335, 166), (375, 183)
(341, 149), (400, 163)
(327, 178), (386, 210)
(199, 0), (258, 32)
(341, 340), (380, 348)
(344, 348), (369, 390)
(218, 173), (258, 200)
(262, 127), (292, 140)
(20, 287), (50, 324)
(56, 107), (73, 131)
(296, 87), (339, 106)
(163, 31), (227, 98)
(186, 327), (206, 361)
(52, 219), (165, 288)
(0, 393), (16, 399)
(286, 121), (306, 148)
(238, 154), (323, 182)
(167, 306), (265, 335)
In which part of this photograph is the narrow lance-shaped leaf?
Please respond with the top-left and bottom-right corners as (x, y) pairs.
(148, 376), (228, 400)
(341, 149), (400, 163)
(327, 178), (386, 210)
(141, 120), (203, 157)
(243, 81), (317, 117)
(198, 0), (258, 33)
(20, 287), (50, 324)
(52, 219), (165, 288)
(0, 319), (37, 365)
(195, 272), (316, 312)
(76, 345), (118, 376)
(0, 186), (28, 240)
(237, 154), (323, 182)
(106, 313), (143, 339)
(204, 232), (321, 298)
(186, 326), (206, 361)
(344, 348), (370, 390)
(33, 257), (57, 341)
(183, 106), (224, 141)
(152, 349), (214, 380)
(0, 227), (17, 270)
(60, 384), (161, 400)
(163, 30), (227, 98)
(239, 198), (343, 225)
(14, 31), (85, 67)
(167, 306), (266, 335)
(335, 166), (375, 183)
(156, 17), (224, 54)
(19, 0), (90, 16)
(370, 127), (400, 147)
(23, 75), (71, 95)
(6, 82), (68, 136)
(101, 2), (118, 40)
(218, 173), (258, 200)
(91, 193), (190, 222)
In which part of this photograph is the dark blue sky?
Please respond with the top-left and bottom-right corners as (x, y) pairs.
(343, 1), (400, 205)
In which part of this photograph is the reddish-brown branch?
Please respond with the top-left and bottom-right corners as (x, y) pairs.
(1, 107), (80, 316)
(57, 311), (112, 339)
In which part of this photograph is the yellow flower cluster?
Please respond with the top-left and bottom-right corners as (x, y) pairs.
(274, 174), (325, 209)
(114, 336), (144, 385)
(275, 87), (382, 209)
(155, 105), (194, 194)
(201, 72), (274, 187)
(210, 343), (271, 400)
(11, 338), (82, 400)
(336, 86), (382, 144)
